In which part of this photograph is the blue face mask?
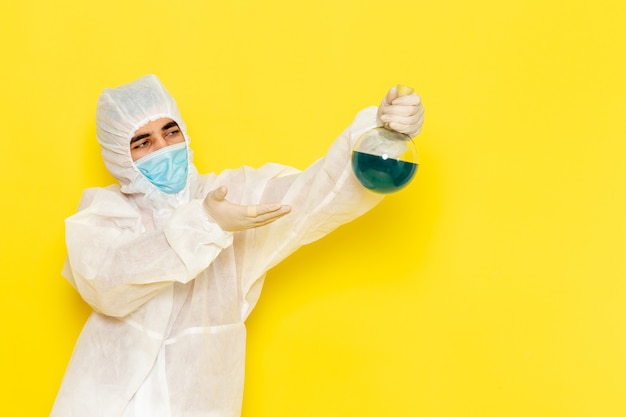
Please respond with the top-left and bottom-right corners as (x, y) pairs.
(135, 142), (189, 194)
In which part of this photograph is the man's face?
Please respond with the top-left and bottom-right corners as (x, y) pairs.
(130, 118), (185, 161)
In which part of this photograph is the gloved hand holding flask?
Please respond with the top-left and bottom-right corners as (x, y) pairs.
(352, 85), (424, 193)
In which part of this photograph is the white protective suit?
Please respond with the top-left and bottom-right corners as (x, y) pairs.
(51, 74), (383, 417)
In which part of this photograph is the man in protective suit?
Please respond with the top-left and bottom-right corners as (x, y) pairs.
(51, 74), (424, 417)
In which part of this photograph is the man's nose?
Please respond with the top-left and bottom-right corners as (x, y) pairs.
(152, 136), (168, 151)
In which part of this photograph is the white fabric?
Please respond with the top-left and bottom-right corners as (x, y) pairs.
(51, 75), (383, 417)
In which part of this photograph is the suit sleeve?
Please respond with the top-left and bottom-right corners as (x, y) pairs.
(63, 188), (233, 317)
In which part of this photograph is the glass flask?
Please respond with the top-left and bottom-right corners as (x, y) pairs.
(351, 85), (418, 194)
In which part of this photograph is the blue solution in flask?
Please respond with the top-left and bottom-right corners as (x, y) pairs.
(351, 84), (419, 194)
(351, 121), (418, 194)
(351, 151), (418, 193)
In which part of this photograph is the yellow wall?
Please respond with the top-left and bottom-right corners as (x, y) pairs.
(2, 0), (626, 415)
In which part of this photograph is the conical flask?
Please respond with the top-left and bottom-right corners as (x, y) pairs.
(351, 85), (418, 193)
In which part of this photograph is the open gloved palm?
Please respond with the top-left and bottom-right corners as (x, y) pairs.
(203, 186), (292, 232)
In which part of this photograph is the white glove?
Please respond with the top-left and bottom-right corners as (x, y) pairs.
(203, 186), (291, 232)
(376, 86), (425, 138)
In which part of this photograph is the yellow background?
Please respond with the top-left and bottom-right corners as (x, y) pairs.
(2, 0), (626, 416)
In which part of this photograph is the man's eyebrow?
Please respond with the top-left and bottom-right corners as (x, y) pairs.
(162, 121), (179, 131)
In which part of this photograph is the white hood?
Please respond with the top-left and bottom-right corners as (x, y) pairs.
(95, 74), (197, 211)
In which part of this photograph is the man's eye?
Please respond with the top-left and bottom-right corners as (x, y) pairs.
(166, 129), (180, 137)
(134, 140), (149, 149)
